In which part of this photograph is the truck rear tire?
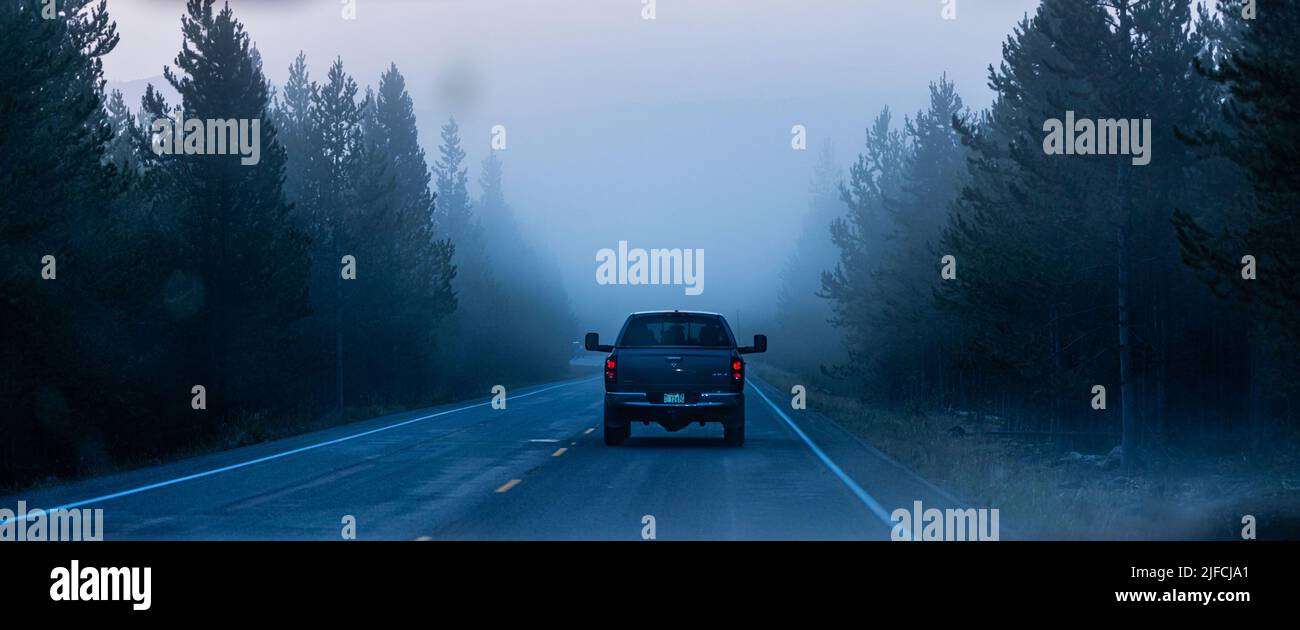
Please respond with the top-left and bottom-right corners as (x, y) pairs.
(604, 423), (629, 446)
(603, 406), (629, 446)
(724, 421), (745, 446)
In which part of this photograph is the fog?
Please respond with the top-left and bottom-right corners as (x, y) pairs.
(10, 0), (1299, 540)
(102, 0), (1040, 339)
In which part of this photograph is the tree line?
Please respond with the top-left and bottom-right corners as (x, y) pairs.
(774, 0), (1298, 465)
(0, 0), (575, 488)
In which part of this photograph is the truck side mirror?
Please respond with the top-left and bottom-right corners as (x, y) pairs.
(585, 332), (613, 353)
(739, 334), (767, 354)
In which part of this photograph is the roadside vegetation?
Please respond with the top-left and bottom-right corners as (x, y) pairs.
(755, 363), (1300, 539)
(766, 0), (1300, 537)
(1, 0), (576, 490)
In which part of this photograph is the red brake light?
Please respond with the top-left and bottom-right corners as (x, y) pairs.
(732, 358), (743, 381)
(605, 355), (617, 382)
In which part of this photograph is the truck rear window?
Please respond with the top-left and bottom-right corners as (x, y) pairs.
(618, 315), (733, 348)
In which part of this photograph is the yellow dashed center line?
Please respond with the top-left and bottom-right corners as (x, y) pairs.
(495, 479), (522, 493)
(552, 447), (568, 457)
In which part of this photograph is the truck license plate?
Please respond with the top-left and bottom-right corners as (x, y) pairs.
(663, 392), (685, 404)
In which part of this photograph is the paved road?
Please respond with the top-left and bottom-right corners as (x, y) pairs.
(4, 372), (965, 540)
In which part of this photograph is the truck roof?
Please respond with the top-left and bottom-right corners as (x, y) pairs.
(628, 310), (725, 318)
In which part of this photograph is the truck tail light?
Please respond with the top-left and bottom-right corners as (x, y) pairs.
(732, 358), (743, 382)
(605, 355), (617, 382)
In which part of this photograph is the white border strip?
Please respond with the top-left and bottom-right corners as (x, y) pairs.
(748, 379), (895, 528)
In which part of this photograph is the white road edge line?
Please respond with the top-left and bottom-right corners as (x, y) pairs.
(747, 378), (895, 529)
(3, 377), (599, 522)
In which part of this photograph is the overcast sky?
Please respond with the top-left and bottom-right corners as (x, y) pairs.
(102, 0), (1042, 336)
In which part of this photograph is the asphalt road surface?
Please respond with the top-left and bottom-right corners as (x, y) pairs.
(5, 371), (966, 540)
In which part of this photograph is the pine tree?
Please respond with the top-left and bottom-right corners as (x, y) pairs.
(1, 0), (117, 278)
(773, 141), (846, 380)
(142, 0), (310, 413)
(273, 51), (316, 206)
(820, 108), (907, 387)
(0, 0), (128, 484)
(874, 75), (969, 407)
(476, 150), (577, 379)
(1175, 0), (1300, 348)
(372, 68), (459, 337)
(937, 0), (1232, 459)
(347, 67), (457, 403)
(296, 57), (362, 412)
(432, 116), (477, 243)
(432, 116), (504, 390)
(104, 89), (141, 177)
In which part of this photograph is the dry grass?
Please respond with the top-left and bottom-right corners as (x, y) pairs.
(753, 362), (1300, 540)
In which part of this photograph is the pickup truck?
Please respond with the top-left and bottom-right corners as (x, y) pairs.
(585, 310), (767, 446)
